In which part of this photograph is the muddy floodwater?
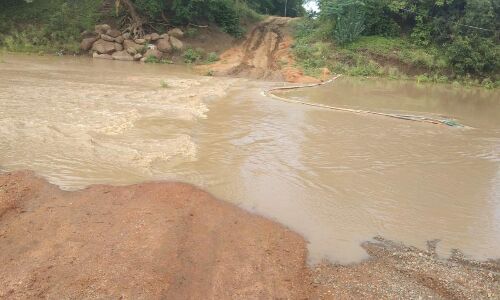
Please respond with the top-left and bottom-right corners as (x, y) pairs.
(1, 54), (499, 264)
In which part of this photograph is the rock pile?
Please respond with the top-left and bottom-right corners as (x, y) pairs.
(81, 24), (185, 62)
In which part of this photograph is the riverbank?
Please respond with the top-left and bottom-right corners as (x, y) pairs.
(290, 19), (499, 90)
(1, 171), (498, 298)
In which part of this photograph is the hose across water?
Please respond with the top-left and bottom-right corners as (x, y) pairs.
(263, 75), (465, 128)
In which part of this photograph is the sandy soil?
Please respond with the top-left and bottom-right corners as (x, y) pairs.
(1, 171), (498, 299)
(0, 171), (308, 299)
(197, 17), (321, 83)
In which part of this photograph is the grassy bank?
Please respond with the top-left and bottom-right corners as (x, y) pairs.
(0, 0), (102, 54)
(291, 7), (499, 90)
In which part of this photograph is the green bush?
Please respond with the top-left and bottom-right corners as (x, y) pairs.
(133, 0), (166, 19)
(206, 52), (219, 63)
(445, 36), (499, 76)
(323, 0), (366, 45)
(183, 48), (203, 63)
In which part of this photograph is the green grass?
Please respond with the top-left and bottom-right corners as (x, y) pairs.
(144, 56), (173, 64)
(344, 36), (446, 72)
(290, 19), (498, 89)
(0, 0), (101, 54)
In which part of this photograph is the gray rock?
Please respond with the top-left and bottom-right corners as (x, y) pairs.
(93, 52), (113, 60)
(126, 47), (137, 55)
(100, 34), (115, 42)
(122, 32), (131, 40)
(169, 36), (184, 50)
(123, 40), (144, 53)
(80, 37), (97, 51)
(150, 33), (161, 41)
(168, 28), (184, 39)
(156, 38), (172, 53)
(114, 43), (123, 51)
(112, 50), (134, 61)
(114, 36), (124, 44)
(106, 29), (122, 38)
(91, 39), (116, 54)
(95, 24), (111, 34)
(133, 53), (143, 61)
(144, 48), (162, 60)
(134, 38), (146, 44)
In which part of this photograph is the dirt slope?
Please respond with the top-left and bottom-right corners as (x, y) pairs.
(0, 171), (309, 299)
(198, 17), (320, 83)
(1, 171), (499, 299)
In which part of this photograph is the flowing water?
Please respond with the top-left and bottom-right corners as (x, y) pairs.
(1, 54), (499, 264)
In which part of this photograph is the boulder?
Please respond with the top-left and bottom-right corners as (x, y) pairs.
(134, 38), (146, 44)
(80, 37), (97, 51)
(114, 36), (124, 44)
(114, 43), (123, 51)
(91, 39), (116, 54)
(112, 50), (134, 61)
(168, 28), (184, 39)
(144, 48), (162, 60)
(126, 47), (137, 55)
(123, 40), (144, 53)
(144, 34), (152, 42)
(156, 38), (172, 53)
(122, 32), (131, 40)
(133, 53), (143, 61)
(95, 24), (111, 34)
(160, 33), (169, 39)
(150, 33), (160, 41)
(93, 52), (113, 60)
(106, 29), (122, 38)
(100, 34), (115, 42)
(169, 36), (184, 50)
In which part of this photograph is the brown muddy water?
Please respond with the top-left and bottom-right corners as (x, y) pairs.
(1, 54), (499, 264)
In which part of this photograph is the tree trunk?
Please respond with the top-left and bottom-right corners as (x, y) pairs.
(117, 0), (145, 38)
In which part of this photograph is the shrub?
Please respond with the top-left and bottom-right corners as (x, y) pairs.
(206, 52), (219, 63)
(183, 48), (203, 63)
(445, 36), (498, 76)
(322, 0), (366, 45)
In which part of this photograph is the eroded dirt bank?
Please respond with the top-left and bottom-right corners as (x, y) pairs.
(1, 171), (498, 299)
(198, 16), (321, 83)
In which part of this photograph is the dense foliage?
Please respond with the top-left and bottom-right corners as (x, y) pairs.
(297, 0), (499, 83)
(246, 0), (305, 17)
(0, 0), (306, 53)
(130, 0), (305, 36)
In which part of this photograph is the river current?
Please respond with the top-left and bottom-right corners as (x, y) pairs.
(1, 54), (499, 263)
